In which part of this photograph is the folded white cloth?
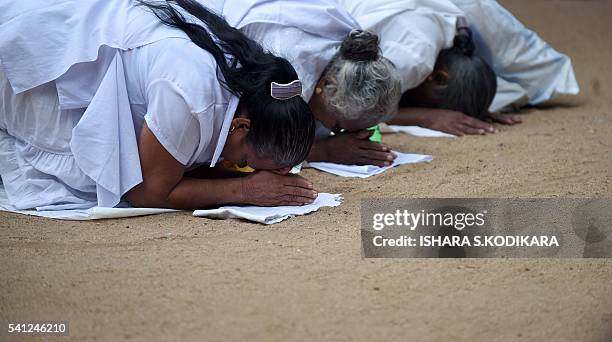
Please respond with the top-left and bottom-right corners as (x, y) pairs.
(379, 124), (456, 138)
(193, 193), (343, 224)
(0, 184), (177, 220)
(308, 152), (432, 178)
(1, 183), (342, 224)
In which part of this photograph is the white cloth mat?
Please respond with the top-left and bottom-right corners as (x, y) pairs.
(1, 184), (342, 224)
(0, 184), (177, 220)
(379, 124), (456, 138)
(308, 152), (432, 178)
(193, 193), (343, 224)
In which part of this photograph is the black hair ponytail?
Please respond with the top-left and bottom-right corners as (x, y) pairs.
(432, 27), (497, 119)
(453, 27), (476, 56)
(138, 0), (315, 166)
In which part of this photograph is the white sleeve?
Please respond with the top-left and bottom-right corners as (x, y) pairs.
(144, 79), (202, 166)
(239, 23), (338, 102)
(374, 9), (459, 92)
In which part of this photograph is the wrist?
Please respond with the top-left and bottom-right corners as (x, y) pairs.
(307, 140), (330, 162)
(238, 176), (250, 205)
(415, 108), (434, 127)
(215, 177), (250, 205)
(390, 107), (432, 126)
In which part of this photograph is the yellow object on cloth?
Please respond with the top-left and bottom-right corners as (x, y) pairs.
(220, 160), (255, 173)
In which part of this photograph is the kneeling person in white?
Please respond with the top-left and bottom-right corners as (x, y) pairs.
(0, 0), (318, 211)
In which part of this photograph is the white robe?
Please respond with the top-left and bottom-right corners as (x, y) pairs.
(223, 0), (359, 140)
(336, 0), (464, 93)
(0, 0), (239, 209)
(224, 0), (359, 102)
(450, 0), (579, 109)
(337, 0), (579, 111)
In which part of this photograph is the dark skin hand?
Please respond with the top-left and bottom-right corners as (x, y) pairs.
(387, 107), (522, 137)
(126, 123), (317, 209)
(241, 171), (319, 206)
(487, 111), (523, 125)
(307, 78), (396, 166)
(185, 166), (316, 206)
(395, 67), (522, 136)
(307, 130), (397, 167)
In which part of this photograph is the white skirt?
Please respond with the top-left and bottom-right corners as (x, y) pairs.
(0, 69), (97, 210)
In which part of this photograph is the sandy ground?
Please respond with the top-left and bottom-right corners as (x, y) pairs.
(1, 1), (611, 341)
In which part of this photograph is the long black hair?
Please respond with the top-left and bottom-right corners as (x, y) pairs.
(138, 0), (315, 166)
(436, 28), (497, 119)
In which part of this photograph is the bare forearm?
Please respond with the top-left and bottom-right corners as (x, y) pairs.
(128, 177), (245, 210)
(185, 166), (248, 179)
(388, 107), (496, 135)
(306, 140), (329, 162)
(166, 177), (246, 209)
(386, 107), (432, 126)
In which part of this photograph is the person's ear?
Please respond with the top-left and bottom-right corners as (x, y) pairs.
(323, 76), (337, 87)
(230, 117), (250, 135)
(321, 77), (337, 97)
(430, 70), (449, 86)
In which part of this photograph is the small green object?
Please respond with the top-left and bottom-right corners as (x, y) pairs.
(368, 125), (382, 142)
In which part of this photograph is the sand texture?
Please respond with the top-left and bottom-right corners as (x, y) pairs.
(1, 1), (611, 341)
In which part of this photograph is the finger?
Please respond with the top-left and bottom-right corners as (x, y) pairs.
(282, 194), (316, 205)
(357, 140), (390, 152)
(378, 142), (392, 152)
(458, 124), (487, 135)
(489, 112), (523, 125)
(288, 187), (318, 200)
(446, 127), (465, 137)
(357, 157), (390, 167)
(496, 116), (515, 125)
(284, 175), (314, 189)
(504, 114), (523, 124)
(437, 126), (464, 137)
(462, 116), (495, 132)
(359, 150), (396, 162)
(363, 143), (392, 152)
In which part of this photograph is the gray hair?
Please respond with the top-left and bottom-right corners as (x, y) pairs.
(321, 30), (402, 124)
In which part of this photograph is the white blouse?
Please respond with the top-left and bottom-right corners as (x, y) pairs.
(0, 0), (238, 209)
(337, 0), (579, 106)
(223, 0), (359, 101)
(336, 0), (464, 93)
(221, 0), (359, 143)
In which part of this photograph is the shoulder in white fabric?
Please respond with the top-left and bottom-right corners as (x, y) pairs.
(223, 0), (358, 41)
(221, 0), (360, 100)
(336, 0), (464, 92)
(336, 0), (463, 29)
(0, 0), (200, 93)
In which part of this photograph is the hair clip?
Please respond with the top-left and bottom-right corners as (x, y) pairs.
(270, 80), (302, 100)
